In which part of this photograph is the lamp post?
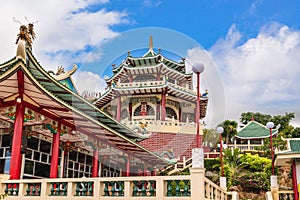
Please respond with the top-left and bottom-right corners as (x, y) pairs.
(217, 127), (224, 176)
(217, 126), (226, 189)
(266, 122), (275, 175)
(192, 63), (205, 148)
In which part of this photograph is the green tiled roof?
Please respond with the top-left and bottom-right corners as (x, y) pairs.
(236, 121), (278, 139)
(290, 140), (300, 152)
(26, 50), (145, 141)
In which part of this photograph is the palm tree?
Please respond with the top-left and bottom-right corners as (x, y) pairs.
(219, 120), (237, 144)
(223, 148), (245, 180)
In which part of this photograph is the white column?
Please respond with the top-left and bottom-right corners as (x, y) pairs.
(191, 148), (205, 200)
(20, 154), (25, 179)
(60, 150), (65, 178)
(296, 162), (300, 185)
(220, 176), (227, 190)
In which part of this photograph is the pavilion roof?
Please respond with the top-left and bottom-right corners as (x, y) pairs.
(275, 138), (300, 166)
(0, 48), (170, 167)
(235, 121), (278, 139)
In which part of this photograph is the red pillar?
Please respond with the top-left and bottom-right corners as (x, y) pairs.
(126, 156), (130, 177)
(156, 70), (161, 81)
(92, 149), (99, 177)
(50, 123), (61, 178)
(220, 134), (224, 177)
(292, 160), (299, 200)
(116, 96), (121, 122)
(129, 102), (132, 121)
(161, 92), (166, 121)
(9, 101), (25, 180)
(195, 73), (201, 148)
(179, 106), (182, 122)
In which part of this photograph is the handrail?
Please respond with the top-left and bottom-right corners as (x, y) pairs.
(0, 174), (232, 200)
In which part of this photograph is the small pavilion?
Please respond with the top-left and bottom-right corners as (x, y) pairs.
(232, 119), (278, 151)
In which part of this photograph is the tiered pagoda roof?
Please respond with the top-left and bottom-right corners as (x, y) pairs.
(94, 37), (208, 119)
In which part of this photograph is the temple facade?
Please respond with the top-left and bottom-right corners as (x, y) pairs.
(94, 37), (209, 162)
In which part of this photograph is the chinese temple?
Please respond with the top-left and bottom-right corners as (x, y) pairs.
(0, 23), (169, 180)
(94, 36), (209, 162)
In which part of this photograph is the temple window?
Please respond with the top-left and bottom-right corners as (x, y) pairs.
(133, 103), (155, 116)
(166, 107), (178, 120)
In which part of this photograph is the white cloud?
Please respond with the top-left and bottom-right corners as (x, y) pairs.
(185, 47), (226, 128)
(143, 0), (161, 7)
(209, 22), (300, 125)
(74, 71), (107, 95)
(0, 0), (128, 70)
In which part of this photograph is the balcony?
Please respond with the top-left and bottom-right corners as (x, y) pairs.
(122, 120), (197, 134)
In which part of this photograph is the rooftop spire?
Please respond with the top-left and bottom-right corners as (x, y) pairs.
(149, 35), (153, 50)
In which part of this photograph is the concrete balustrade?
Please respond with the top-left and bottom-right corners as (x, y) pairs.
(0, 171), (230, 200)
(122, 120), (197, 135)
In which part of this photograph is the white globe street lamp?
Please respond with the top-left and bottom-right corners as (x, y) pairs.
(192, 63), (205, 148)
(266, 121), (275, 175)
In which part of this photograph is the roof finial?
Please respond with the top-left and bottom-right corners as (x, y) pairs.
(251, 116), (254, 121)
(149, 35), (153, 50)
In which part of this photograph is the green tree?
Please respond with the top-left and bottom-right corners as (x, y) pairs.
(203, 128), (219, 147)
(218, 120), (237, 144)
(291, 127), (300, 138)
(222, 148), (246, 185)
(240, 112), (295, 133)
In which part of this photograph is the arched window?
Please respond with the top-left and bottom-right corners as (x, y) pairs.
(133, 104), (155, 116)
(166, 107), (177, 120)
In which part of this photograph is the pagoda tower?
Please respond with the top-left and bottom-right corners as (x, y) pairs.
(94, 37), (209, 161)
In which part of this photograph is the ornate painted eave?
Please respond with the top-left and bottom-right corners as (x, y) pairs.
(106, 59), (192, 88)
(0, 50), (170, 167)
(235, 121), (278, 139)
(94, 80), (208, 118)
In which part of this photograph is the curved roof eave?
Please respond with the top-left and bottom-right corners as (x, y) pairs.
(25, 52), (170, 165)
(235, 130), (278, 139)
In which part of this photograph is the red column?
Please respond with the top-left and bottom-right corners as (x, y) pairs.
(9, 101), (25, 180)
(156, 70), (161, 81)
(116, 96), (121, 122)
(161, 92), (166, 121)
(179, 106), (182, 122)
(195, 73), (201, 148)
(126, 156), (130, 177)
(220, 134), (224, 176)
(129, 102), (132, 121)
(92, 149), (99, 177)
(50, 123), (61, 178)
(292, 160), (299, 200)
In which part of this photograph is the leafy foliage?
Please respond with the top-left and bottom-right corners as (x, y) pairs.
(255, 136), (287, 158)
(218, 120), (238, 144)
(221, 149), (275, 192)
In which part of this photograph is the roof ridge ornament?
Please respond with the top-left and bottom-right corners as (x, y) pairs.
(149, 35), (154, 50)
(13, 17), (38, 61)
(13, 17), (37, 48)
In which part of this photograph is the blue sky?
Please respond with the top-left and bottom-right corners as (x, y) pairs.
(0, 0), (300, 127)
(105, 0), (300, 48)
